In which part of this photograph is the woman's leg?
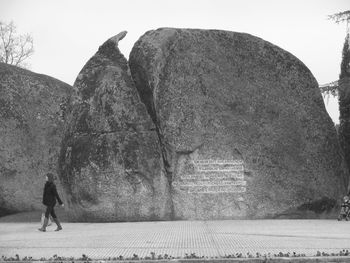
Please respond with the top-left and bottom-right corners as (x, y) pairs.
(50, 206), (63, 231)
(38, 206), (50, 232)
(45, 206), (52, 218)
(49, 206), (57, 219)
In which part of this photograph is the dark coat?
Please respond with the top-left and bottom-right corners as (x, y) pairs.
(42, 181), (63, 207)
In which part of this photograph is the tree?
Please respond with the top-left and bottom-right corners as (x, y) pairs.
(319, 11), (350, 97)
(329, 10), (350, 80)
(333, 11), (350, 188)
(338, 33), (350, 165)
(0, 21), (34, 68)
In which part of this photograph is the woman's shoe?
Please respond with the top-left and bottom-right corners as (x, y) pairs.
(38, 217), (49, 232)
(53, 217), (62, 231)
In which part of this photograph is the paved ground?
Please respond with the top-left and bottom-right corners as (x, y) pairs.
(1, 217), (350, 260)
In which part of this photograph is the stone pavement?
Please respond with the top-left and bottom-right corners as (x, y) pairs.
(1, 219), (350, 260)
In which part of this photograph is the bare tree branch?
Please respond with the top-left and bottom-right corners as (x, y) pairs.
(0, 20), (34, 68)
(329, 10), (350, 24)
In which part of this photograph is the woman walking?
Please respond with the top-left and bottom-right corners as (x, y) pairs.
(38, 173), (64, 232)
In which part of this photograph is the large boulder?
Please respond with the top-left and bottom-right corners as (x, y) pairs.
(58, 32), (172, 222)
(129, 28), (349, 219)
(0, 63), (73, 216)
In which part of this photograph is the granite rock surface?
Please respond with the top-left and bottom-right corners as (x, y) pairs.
(0, 63), (73, 216)
(129, 28), (348, 219)
(58, 32), (172, 221)
(6, 28), (346, 221)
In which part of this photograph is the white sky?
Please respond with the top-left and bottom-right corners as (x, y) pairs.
(1, 0), (349, 123)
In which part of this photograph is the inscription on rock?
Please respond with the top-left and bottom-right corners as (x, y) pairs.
(174, 160), (246, 193)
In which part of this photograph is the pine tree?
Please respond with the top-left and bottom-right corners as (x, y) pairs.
(338, 32), (350, 185)
(329, 10), (350, 192)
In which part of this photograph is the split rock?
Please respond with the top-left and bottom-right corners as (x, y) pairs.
(59, 32), (172, 221)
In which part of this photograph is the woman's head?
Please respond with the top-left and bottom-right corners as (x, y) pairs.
(46, 173), (55, 182)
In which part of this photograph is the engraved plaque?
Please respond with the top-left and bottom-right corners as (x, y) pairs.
(173, 159), (247, 194)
